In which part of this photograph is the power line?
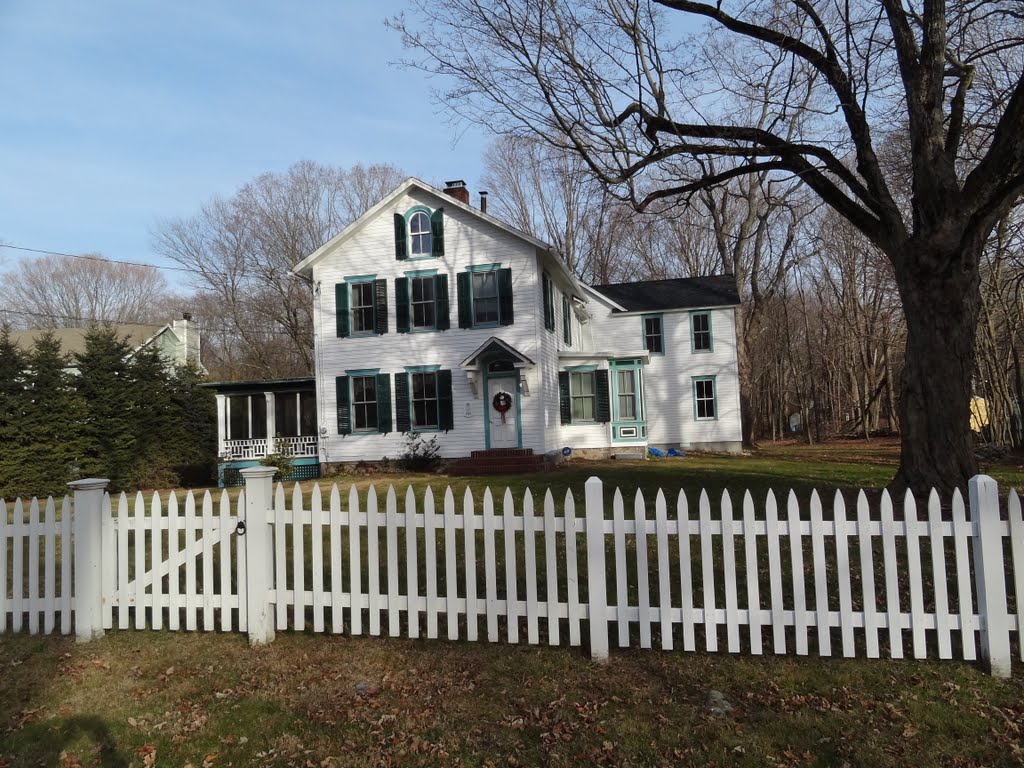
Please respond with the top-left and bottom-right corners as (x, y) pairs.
(0, 243), (196, 274)
(0, 241), (312, 284)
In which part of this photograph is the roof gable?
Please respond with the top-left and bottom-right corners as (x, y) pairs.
(590, 275), (740, 312)
(293, 177), (552, 276)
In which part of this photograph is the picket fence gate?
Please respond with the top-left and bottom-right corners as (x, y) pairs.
(1, 468), (1022, 677)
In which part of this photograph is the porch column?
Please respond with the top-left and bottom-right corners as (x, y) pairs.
(264, 391), (275, 456)
(215, 394), (227, 456)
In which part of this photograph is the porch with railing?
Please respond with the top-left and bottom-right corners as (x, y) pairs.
(222, 434), (319, 460)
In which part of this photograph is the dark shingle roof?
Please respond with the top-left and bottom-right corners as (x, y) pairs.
(590, 274), (739, 312)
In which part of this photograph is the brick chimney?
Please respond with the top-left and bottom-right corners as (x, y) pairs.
(479, 190), (488, 214)
(443, 179), (470, 205)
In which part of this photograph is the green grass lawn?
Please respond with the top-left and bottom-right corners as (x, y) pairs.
(2, 631), (1023, 768)
(4, 439), (1024, 767)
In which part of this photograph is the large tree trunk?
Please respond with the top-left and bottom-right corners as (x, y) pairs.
(893, 251), (981, 498)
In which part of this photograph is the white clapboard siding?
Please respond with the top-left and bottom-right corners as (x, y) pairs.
(3, 475), (1022, 677)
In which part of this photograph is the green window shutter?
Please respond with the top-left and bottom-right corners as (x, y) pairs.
(435, 274), (450, 330)
(542, 272), (555, 331)
(376, 372), (392, 433)
(430, 208), (445, 256)
(438, 369), (454, 431)
(394, 213), (408, 260)
(562, 294), (572, 344)
(335, 284), (349, 338)
(336, 376), (351, 434)
(558, 371), (572, 425)
(594, 369), (611, 423)
(498, 267), (514, 326)
(374, 279), (389, 335)
(394, 372), (411, 432)
(395, 277), (410, 333)
(457, 272), (472, 328)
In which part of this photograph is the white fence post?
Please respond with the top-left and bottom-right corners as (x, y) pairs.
(969, 474), (1011, 678)
(68, 478), (109, 643)
(585, 476), (609, 662)
(241, 466), (277, 646)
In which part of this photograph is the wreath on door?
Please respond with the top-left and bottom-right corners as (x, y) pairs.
(492, 391), (513, 423)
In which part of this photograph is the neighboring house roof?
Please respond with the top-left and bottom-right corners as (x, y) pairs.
(589, 274), (740, 312)
(10, 317), (201, 368)
(291, 177), (585, 298)
(9, 324), (164, 357)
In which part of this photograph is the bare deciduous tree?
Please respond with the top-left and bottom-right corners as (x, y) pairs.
(392, 0), (1024, 494)
(2, 253), (171, 328)
(153, 160), (406, 379)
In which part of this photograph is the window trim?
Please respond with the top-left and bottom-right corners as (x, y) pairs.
(642, 313), (664, 355)
(692, 375), (718, 421)
(690, 310), (714, 353)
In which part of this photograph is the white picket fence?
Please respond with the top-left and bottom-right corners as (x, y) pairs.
(2, 468), (1022, 676)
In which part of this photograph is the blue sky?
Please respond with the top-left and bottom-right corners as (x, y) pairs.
(0, 1), (491, 288)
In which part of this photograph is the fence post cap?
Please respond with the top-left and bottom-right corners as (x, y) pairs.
(239, 466), (277, 479)
(67, 478), (110, 491)
(585, 476), (603, 488)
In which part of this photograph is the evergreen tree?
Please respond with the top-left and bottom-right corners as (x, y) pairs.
(0, 326), (26, 498)
(167, 361), (217, 486)
(76, 327), (137, 490)
(19, 332), (83, 496)
(127, 345), (178, 487)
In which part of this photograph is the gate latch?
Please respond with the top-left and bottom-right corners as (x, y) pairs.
(235, 520), (247, 536)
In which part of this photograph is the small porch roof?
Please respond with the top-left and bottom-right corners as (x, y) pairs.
(459, 337), (535, 370)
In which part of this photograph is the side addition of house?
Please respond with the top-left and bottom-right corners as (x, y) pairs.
(285, 177), (742, 472)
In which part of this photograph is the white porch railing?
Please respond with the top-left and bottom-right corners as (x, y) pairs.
(224, 435), (318, 460)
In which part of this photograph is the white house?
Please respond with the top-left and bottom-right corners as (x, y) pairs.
(285, 177), (742, 472)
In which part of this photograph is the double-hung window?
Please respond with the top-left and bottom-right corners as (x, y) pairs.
(394, 368), (455, 432)
(616, 369), (638, 420)
(457, 266), (514, 328)
(335, 277), (388, 337)
(351, 282), (375, 334)
(411, 276), (436, 328)
(351, 375), (378, 431)
(691, 311), (712, 352)
(558, 368), (610, 425)
(396, 272), (450, 333)
(411, 372), (439, 428)
(693, 376), (717, 419)
(336, 371), (392, 435)
(643, 314), (663, 354)
(570, 371), (595, 421)
(473, 272), (499, 324)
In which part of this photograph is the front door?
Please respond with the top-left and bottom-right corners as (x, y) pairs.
(486, 376), (520, 449)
